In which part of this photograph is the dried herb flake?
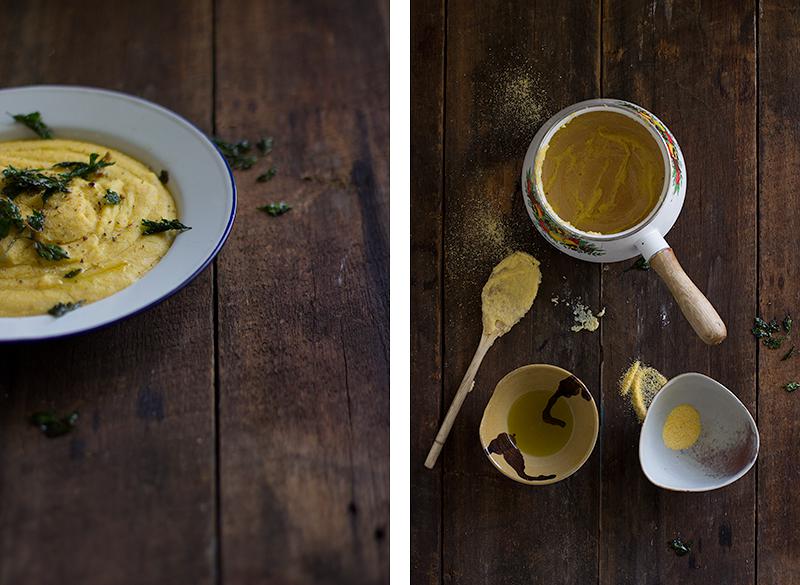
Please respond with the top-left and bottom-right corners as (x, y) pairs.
(668, 537), (692, 557)
(48, 300), (83, 317)
(258, 202), (291, 217)
(103, 189), (121, 205)
(256, 167), (277, 183)
(30, 411), (78, 437)
(34, 241), (69, 261)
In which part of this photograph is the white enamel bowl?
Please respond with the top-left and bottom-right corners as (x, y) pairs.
(640, 373), (759, 492)
(0, 86), (236, 342)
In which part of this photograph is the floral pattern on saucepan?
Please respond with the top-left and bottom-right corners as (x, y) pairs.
(524, 168), (605, 256)
(615, 101), (682, 192)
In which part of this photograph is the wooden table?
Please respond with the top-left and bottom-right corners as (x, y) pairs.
(412, 1), (794, 583)
(0, 2), (388, 584)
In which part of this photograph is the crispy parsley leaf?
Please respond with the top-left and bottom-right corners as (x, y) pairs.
(2, 153), (114, 202)
(26, 209), (44, 232)
(2, 165), (69, 200)
(785, 381), (800, 393)
(668, 538), (692, 557)
(753, 315), (789, 348)
(34, 240), (69, 261)
(104, 189), (121, 205)
(64, 268), (81, 279)
(0, 197), (24, 237)
(30, 410), (78, 437)
(212, 137), (257, 170)
(256, 167), (277, 182)
(158, 170), (169, 184)
(624, 257), (651, 272)
(141, 218), (191, 235)
(258, 202), (291, 216)
(11, 111), (53, 139)
(53, 152), (114, 180)
(48, 300), (83, 317)
(256, 136), (273, 155)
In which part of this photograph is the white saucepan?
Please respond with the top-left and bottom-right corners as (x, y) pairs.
(521, 99), (726, 345)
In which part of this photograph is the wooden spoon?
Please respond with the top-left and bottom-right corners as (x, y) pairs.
(425, 252), (541, 469)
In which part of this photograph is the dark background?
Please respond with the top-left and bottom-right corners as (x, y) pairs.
(412, 0), (795, 583)
(0, 1), (388, 584)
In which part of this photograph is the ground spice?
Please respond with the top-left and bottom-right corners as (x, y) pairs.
(619, 360), (668, 422)
(662, 404), (701, 450)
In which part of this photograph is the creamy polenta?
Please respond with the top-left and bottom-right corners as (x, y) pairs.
(0, 139), (183, 317)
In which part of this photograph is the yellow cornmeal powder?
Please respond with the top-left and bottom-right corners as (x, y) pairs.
(662, 404), (701, 450)
(481, 251), (541, 337)
(619, 360), (668, 422)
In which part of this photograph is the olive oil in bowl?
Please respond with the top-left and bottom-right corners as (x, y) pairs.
(507, 390), (574, 457)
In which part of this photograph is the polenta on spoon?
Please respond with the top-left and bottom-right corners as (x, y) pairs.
(424, 251), (541, 469)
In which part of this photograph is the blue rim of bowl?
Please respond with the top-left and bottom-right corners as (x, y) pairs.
(0, 85), (237, 344)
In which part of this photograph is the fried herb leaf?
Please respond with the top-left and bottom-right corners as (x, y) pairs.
(34, 240), (69, 261)
(0, 197), (24, 237)
(11, 111), (53, 139)
(48, 300), (83, 317)
(53, 152), (114, 180)
(212, 137), (257, 170)
(256, 136), (273, 155)
(141, 218), (191, 235)
(784, 315), (793, 334)
(785, 381), (800, 393)
(2, 165), (70, 200)
(26, 209), (44, 232)
(624, 257), (650, 272)
(30, 411), (79, 437)
(668, 538), (692, 557)
(103, 189), (121, 205)
(753, 315), (788, 349)
(158, 170), (169, 184)
(258, 202), (291, 217)
(64, 268), (81, 279)
(256, 167), (277, 183)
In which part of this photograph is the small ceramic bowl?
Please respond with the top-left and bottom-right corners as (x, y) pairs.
(640, 372), (759, 491)
(479, 364), (599, 485)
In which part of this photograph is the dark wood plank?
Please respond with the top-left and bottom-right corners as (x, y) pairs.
(215, 0), (389, 583)
(758, 1), (800, 582)
(411, 0), (445, 583)
(439, 2), (601, 583)
(600, 1), (757, 583)
(0, 1), (215, 584)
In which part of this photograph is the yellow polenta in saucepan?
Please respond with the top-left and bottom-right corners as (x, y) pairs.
(538, 111), (665, 234)
(0, 139), (186, 317)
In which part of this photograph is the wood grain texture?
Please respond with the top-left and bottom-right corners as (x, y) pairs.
(215, 0), (389, 583)
(757, 1), (800, 582)
(601, 0), (756, 583)
(0, 1), (215, 585)
(411, 0), (445, 582)
(439, 2), (601, 584)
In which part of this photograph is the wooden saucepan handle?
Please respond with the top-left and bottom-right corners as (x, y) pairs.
(649, 248), (727, 345)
